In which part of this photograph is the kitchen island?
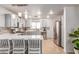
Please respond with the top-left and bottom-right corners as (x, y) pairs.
(0, 33), (43, 54)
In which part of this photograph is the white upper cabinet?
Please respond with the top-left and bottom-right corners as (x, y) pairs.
(11, 15), (18, 27)
(19, 18), (26, 28)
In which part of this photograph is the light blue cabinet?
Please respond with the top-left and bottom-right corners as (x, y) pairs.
(5, 14), (11, 27)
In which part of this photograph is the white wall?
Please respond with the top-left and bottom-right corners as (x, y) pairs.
(61, 15), (64, 47)
(47, 19), (55, 38)
(64, 7), (79, 53)
(41, 19), (55, 39)
(0, 14), (5, 27)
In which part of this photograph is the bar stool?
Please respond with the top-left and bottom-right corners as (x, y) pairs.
(28, 40), (41, 54)
(0, 39), (10, 54)
(12, 39), (25, 54)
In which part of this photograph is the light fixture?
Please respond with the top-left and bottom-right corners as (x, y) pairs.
(24, 10), (28, 19)
(25, 14), (28, 19)
(47, 15), (50, 18)
(38, 15), (41, 18)
(18, 12), (22, 17)
(24, 10), (28, 14)
(29, 16), (31, 18)
(49, 10), (54, 15)
(37, 10), (41, 15)
(12, 14), (16, 19)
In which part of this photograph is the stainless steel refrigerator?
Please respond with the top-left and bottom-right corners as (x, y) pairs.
(54, 20), (61, 47)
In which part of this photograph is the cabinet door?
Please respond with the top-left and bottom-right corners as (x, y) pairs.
(11, 17), (17, 27)
(19, 18), (26, 28)
(5, 14), (11, 27)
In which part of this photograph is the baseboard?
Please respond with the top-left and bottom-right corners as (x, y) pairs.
(67, 52), (74, 54)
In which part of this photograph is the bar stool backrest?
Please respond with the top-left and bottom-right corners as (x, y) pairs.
(28, 40), (41, 54)
(29, 40), (40, 48)
(12, 39), (25, 49)
(0, 39), (10, 49)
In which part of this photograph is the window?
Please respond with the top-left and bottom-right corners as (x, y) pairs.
(31, 21), (41, 29)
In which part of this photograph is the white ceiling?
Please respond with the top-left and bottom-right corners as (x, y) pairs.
(0, 4), (79, 19)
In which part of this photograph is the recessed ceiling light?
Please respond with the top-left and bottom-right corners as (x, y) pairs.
(18, 12), (22, 17)
(38, 15), (41, 18)
(12, 14), (16, 19)
(29, 16), (31, 18)
(47, 15), (50, 18)
(49, 10), (54, 15)
(25, 14), (28, 19)
(37, 11), (41, 15)
(25, 10), (28, 14)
